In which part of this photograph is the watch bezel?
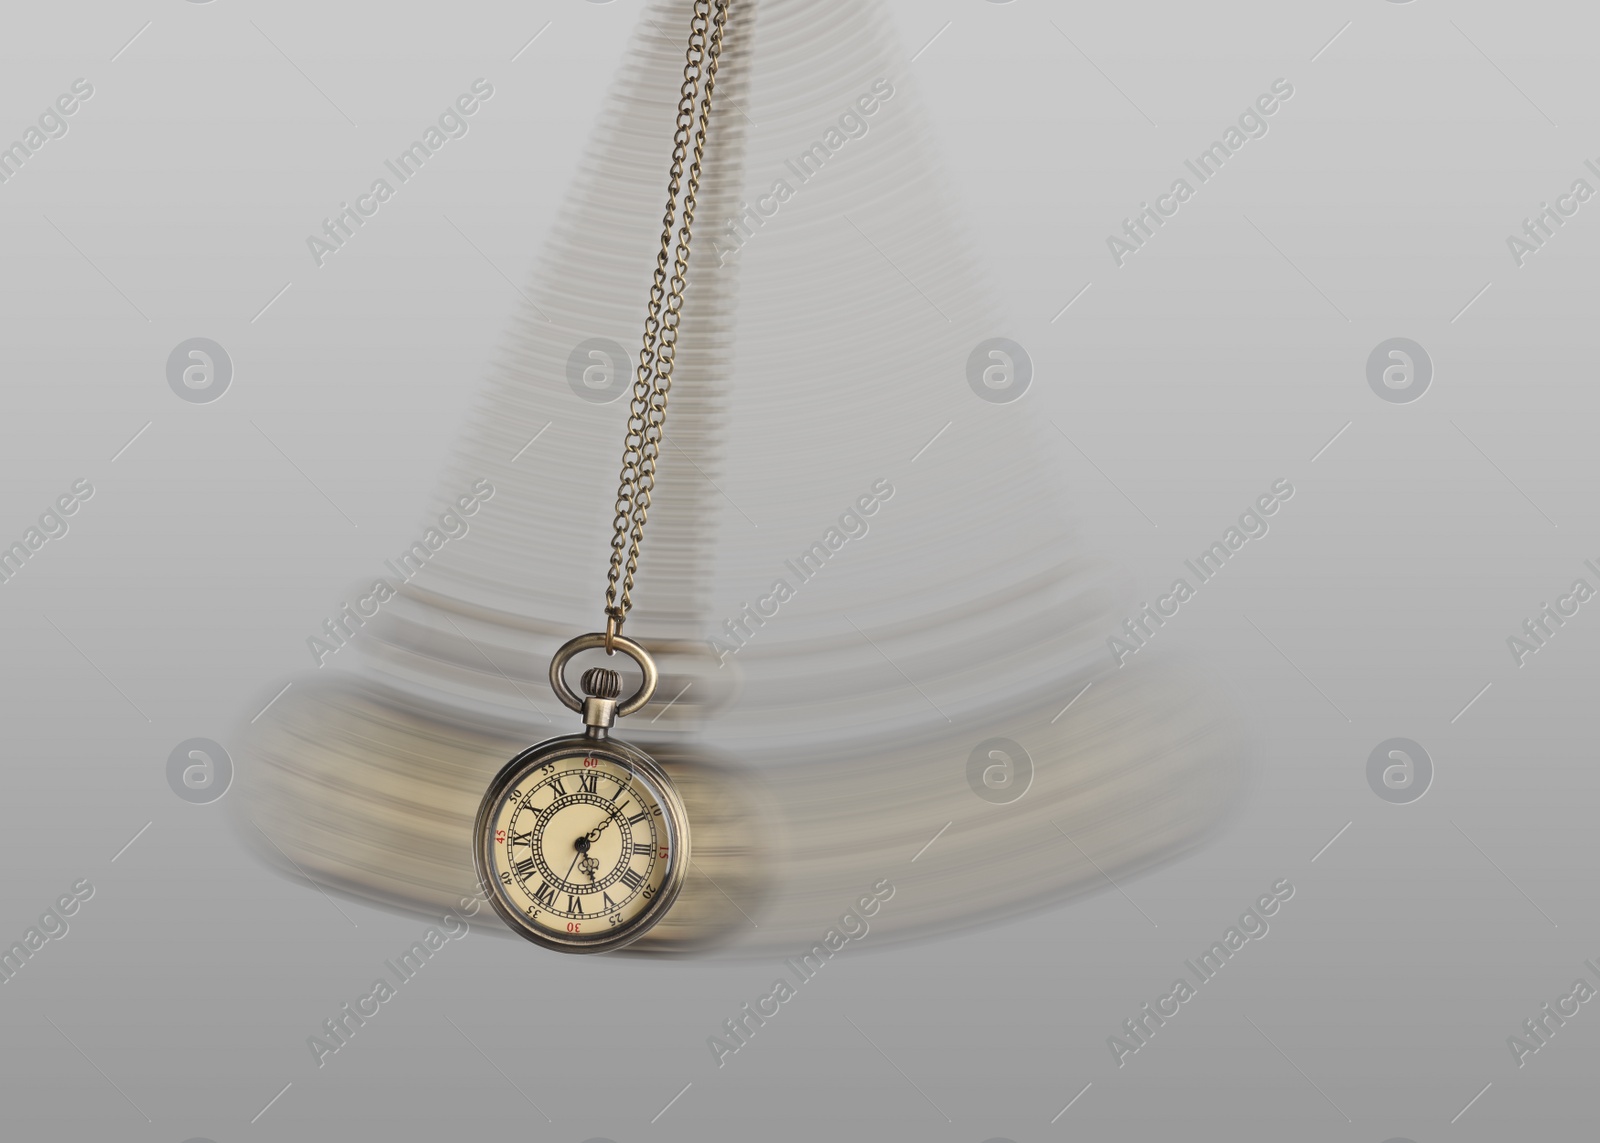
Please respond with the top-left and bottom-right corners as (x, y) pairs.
(474, 734), (690, 954)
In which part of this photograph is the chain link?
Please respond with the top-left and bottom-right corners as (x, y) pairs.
(604, 0), (731, 644)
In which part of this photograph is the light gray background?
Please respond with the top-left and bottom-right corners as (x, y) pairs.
(2, 0), (1598, 1140)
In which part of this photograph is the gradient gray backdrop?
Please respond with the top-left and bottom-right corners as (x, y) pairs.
(2, 1), (1597, 1141)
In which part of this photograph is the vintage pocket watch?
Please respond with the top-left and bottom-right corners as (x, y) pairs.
(473, 0), (730, 953)
(474, 635), (691, 953)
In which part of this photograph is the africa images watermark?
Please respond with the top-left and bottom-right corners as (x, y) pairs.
(1504, 559), (1600, 668)
(1106, 78), (1295, 267)
(707, 878), (896, 1067)
(307, 907), (472, 1067)
(0, 478), (95, 587)
(711, 78), (896, 265)
(305, 79), (496, 267)
(1108, 478), (1295, 666)
(306, 478), (494, 666)
(1108, 878), (1295, 1066)
(0, 78), (94, 187)
(707, 478), (895, 666)
(0, 878), (95, 986)
(1507, 957), (1600, 1067)
(1505, 159), (1600, 268)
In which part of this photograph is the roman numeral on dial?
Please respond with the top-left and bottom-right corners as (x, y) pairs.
(579, 772), (598, 794)
(568, 895), (585, 915)
(620, 867), (645, 891)
(531, 881), (557, 908)
(513, 858), (537, 880)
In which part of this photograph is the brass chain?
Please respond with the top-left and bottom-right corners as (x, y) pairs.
(604, 0), (731, 646)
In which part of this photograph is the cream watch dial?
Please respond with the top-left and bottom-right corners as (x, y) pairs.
(476, 738), (686, 952)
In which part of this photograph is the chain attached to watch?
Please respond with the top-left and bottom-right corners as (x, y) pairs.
(605, 0), (731, 652)
(475, 0), (732, 955)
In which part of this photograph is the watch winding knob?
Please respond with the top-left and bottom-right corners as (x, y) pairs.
(582, 667), (622, 700)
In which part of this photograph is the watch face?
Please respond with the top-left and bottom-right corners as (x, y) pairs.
(475, 737), (687, 953)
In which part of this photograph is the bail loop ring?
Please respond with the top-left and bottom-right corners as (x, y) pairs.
(550, 632), (657, 719)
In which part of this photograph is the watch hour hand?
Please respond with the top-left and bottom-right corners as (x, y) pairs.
(586, 809), (622, 843)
